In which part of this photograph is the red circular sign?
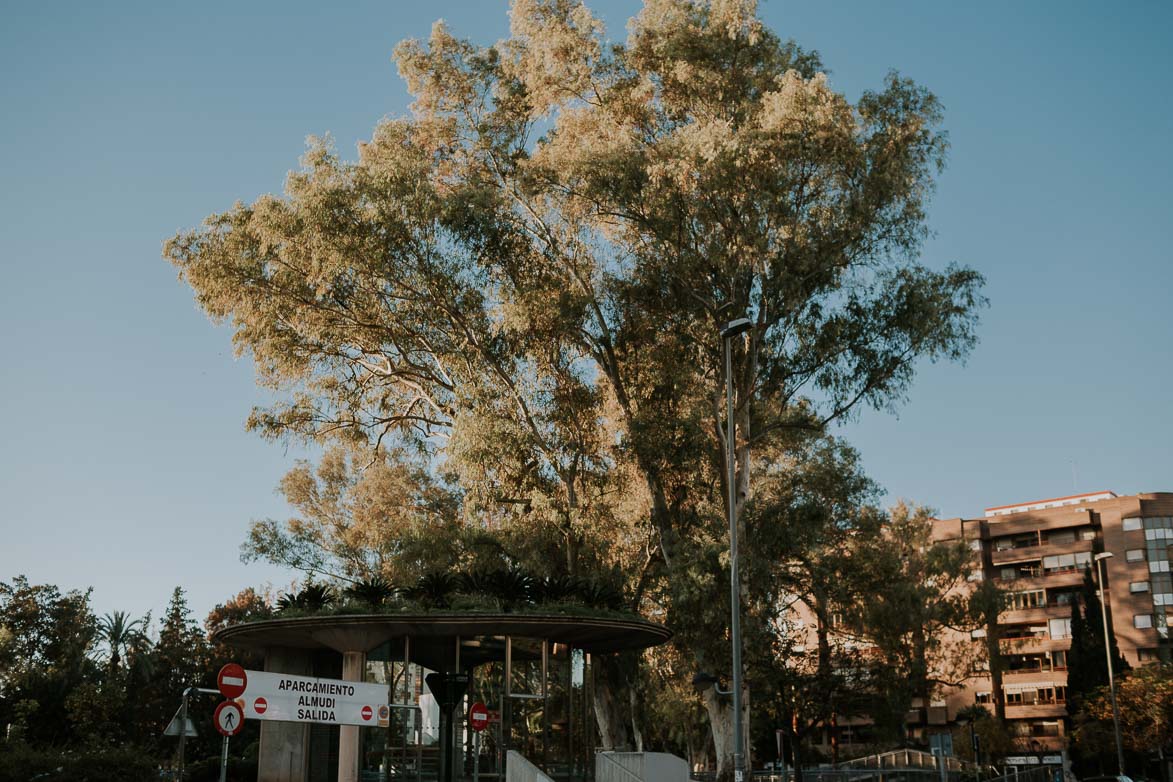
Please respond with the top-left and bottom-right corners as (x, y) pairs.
(361, 705), (373, 721)
(254, 697), (268, 715)
(217, 663), (248, 699)
(214, 700), (244, 737)
(469, 701), (489, 732)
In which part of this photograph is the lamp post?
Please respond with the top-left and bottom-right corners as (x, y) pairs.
(1093, 551), (1126, 776)
(721, 316), (752, 782)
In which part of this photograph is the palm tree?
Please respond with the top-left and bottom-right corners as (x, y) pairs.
(96, 611), (147, 673)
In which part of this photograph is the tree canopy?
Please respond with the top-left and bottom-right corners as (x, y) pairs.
(165, 0), (985, 772)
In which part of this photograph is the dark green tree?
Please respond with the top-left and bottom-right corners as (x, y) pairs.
(0, 576), (99, 746)
(1067, 569), (1129, 717)
(1066, 569), (1131, 776)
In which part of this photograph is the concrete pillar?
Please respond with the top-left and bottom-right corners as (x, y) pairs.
(338, 650), (366, 782)
(258, 648), (313, 782)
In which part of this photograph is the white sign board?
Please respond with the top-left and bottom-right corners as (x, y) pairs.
(1003, 757), (1041, 766)
(240, 670), (389, 728)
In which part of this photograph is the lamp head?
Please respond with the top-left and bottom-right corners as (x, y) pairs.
(1094, 552), (1114, 561)
(720, 318), (752, 339)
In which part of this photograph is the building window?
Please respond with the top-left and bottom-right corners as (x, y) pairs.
(1046, 530), (1076, 545)
(1152, 561), (1171, 573)
(969, 539), (983, 551)
(1130, 581), (1150, 593)
(1043, 552), (1091, 573)
(1127, 549), (1146, 562)
(967, 569), (985, 582)
(975, 692), (992, 704)
(1134, 614), (1153, 629)
(1081, 529), (1097, 541)
(1006, 691), (1023, 704)
(1123, 517), (1143, 531)
(1007, 590), (1045, 610)
(971, 628), (988, 639)
(1137, 648), (1160, 662)
(1051, 651), (1067, 670)
(1048, 618), (1072, 640)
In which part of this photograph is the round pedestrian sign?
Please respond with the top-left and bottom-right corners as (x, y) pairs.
(214, 700), (244, 737)
(254, 696), (268, 715)
(361, 705), (373, 721)
(217, 663), (248, 699)
(469, 701), (489, 732)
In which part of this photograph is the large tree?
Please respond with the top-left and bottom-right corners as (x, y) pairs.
(165, 0), (984, 772)
(0, 576), (99, 746)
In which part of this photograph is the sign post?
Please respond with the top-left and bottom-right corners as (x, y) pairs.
(214, 700), (244, 782)
(470, 702), (489, 782)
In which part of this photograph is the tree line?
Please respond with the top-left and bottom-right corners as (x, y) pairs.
(0, 577), (270, 781)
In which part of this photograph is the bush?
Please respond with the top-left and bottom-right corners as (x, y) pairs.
(0, 744), (158, 782)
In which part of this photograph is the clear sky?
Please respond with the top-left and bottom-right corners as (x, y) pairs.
(2, 1), (1170, 627)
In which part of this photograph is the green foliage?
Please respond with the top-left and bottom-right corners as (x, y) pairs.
(0, 744), (159, 782)
(280, 582), (336, 612)
(400, 572), (460, 608)
(163, 0), (988, 770)
(1067, 569), (1130, 716)
(344, 575), (398, 607)
(0, 576), (99, 747)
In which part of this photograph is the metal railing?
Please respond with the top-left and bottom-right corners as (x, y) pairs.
(596, 753), (645, 782)
(508, 750), (555, 782)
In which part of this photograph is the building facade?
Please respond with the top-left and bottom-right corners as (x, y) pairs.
(794, 490), (1172, 759)
(934, 490), (1172, 753)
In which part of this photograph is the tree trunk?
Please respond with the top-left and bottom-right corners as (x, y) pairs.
(593, 655), (633, 750)
(702, 687), (735, 782)
(629, 686), (644, 752)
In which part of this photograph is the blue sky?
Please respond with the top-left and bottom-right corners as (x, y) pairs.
(2, 0), (1170, 625)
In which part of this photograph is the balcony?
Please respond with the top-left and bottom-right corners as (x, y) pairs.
(1006, 703), (1067, 720)
(993, 570), (1086, 590)
(999, 636), (1068, 653)
(991, 537), (1093, 566)
(1001, 604), (1069, 625)
(1010, 735), (1065, 753)
(1003, 667), (1065, 683)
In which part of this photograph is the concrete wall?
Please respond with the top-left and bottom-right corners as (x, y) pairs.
(258, 647), (314, 782)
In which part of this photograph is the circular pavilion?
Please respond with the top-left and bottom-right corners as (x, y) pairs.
(214, 611), (671, 782)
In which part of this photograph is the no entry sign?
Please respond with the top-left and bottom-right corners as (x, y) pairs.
(469, 702), (489, 732)
(217, 663), (248, 699)
(214, 700), (244, 737)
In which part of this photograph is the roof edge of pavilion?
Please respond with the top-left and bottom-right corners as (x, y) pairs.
(213, 611), (672, 658)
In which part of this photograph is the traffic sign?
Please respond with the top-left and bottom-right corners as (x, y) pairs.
(214, 700), (244, 737)
(236, 669), (389, 728)
(163, 706), (197, 737)
(217, 663), (248, 699)
(469, 702), (489, 732)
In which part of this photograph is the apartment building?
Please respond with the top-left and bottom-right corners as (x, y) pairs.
(937, 490), (1172, 753)
(793, 490), (1172, 759)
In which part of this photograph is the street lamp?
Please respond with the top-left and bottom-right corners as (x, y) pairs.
(721, 316), (752, 782)
(1093, 551), (1126, 776)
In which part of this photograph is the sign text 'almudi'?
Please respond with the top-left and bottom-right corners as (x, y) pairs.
(240, 670), (389, 728)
